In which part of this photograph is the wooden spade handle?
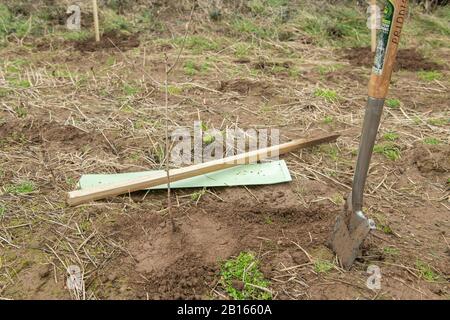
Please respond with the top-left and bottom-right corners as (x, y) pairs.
(368, 0), (408, 99)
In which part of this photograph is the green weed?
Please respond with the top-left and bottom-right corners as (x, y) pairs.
(177, 36), (218, 54)
(418, 70), (443, 82)
(191, 189), (206, 202)
(416, 261), (440, 282)
(423, 137), (440, 145)
(374, 143), (401, 161)
(234, 43), (252, 58)
(220, 252), (272, 300)
(383, 246), (399, 256)
(103, 9), (132, 33)
(14, 106), (27, 118)
(122, 83), (140, 96)
(7, 78), (31, 88)
(5, 181), (35, 194)
(231, 18), (274, 39)
(316, 64), (343, 75)
(383, 132), (399, 141)
(427, 118), (448, 126)
(167, 85), (183, 95)
(62, 30), (91, 42)
(323, 115), (334, 124)
(314, 88), (339, 103)
(386, 99), (400, 109)
(314, 259), (334, 273)
(183, 60), (209, 76)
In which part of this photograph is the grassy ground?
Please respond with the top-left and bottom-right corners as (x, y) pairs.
(0, 0), (449, 300)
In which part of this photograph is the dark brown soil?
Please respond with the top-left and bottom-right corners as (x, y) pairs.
(97, 183), (346, 299)
(344, 47), (444, 71)
(410, 144), (450, 176)
(72, 32), (140, 52)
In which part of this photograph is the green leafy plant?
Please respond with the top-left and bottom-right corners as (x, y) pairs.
(386, 98), (400, 109)
(5, 181), (35, 194)
(423, 137), (440, 145)
(166, 85), (183, 95)
(177, 36), (218, 54)
(314, 88), (339, 103)
(417, 70), (443, 82)
(234, 43), (252, 58)
(383, 246), (399, 256)
(14, 106), (27, 118)
(314, 259), (334, 273)
(383, 132), (399, 141)
(374, 143), (401, 161)
(427, 118), (448, 126)
(416, 261), (440, 282)
(191, 189), (206, 202)
(103, 9), (132, 33)
(122, 83), (140, 96)
(323, 115), (333, 124)
(220, 252), (272, 300)
(62, 30), (91, 41)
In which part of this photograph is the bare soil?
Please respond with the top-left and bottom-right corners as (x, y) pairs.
(344, 47), (445, 71)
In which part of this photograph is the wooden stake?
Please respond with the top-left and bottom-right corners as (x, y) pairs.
(67, 134), (340, 206)
(92, 0), (100, 42)
(371, 0), (377, 53)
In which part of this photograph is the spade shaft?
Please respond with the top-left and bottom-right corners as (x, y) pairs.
(331, 0), (408, 269)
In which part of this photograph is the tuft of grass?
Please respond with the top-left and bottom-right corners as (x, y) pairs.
(423, 137), (440, 145)
(416, 261), (440, 282)
(14, 106), (27, 118)
(323, 115), (333, 124)
(427, 118), (449, 126)
(316, 64), (344, 75)
(220, 252), (272, 300)
(0, 203), (5, 218)
(320, 145), (339, 161)
(7, 78), (31, 88)
(122, 83), (140, 96)
(183, 60), (209, 76)
(5, 181), (35, 194)
(383, 132), (399, 142)
(177, 36), (218, 54)
(231, 17), (275, 39)
(374, 143), (401, 161)
(386, 98), (400, 109)
(62, 30), (91, 42)
(167, 85), (183, 95)
(383, 246), (399, 256)
(314, 259), (334, 273)
(295, 4), (370, 47)
(417, 70), (443, 82)
(314, 88), (339, 103)
(103, 9), (132, 33)
(133, 10), (164, 32)
(0, 4), (44, 43)
(234, 43), (253, 58)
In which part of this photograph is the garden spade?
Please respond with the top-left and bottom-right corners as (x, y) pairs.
(330, 0), (408, 269)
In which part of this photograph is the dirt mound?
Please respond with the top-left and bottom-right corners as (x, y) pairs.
(344, 47), (443, 71)
(72, 32), (140, 52)
(410, 144), (450, 175)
